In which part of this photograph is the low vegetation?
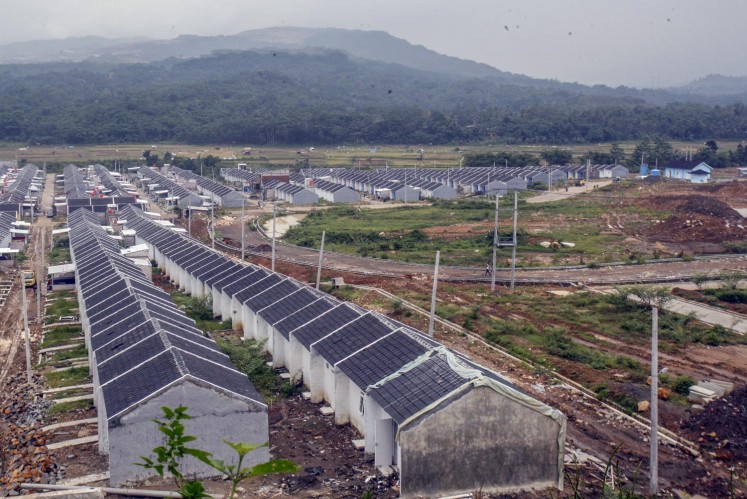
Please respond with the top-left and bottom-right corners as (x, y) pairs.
(42, 343), (87, 366)
(170, 293), (232, 332)
(44, 366), (90, 388)
(40, 325), (83, 348)
(45, 293), (79, 320)
(216, 336), (298, 400)
(46, 398), (93, 416)
(283, 198), (667, 267)
(48, 235), (71, 264)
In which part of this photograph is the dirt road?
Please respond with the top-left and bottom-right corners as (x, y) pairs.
(232, 226), (747, 284)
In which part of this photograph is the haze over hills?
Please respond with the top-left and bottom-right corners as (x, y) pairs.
(1, 27), (747, 147)
(2, 26), (747, 101)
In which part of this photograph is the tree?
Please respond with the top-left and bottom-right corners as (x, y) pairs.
(617, 285), (672, 308)
(540, 149), (573, 165)
(705, 139), (718, 151)
(609, 142), (626, 164)
(584, 151), (614, 164)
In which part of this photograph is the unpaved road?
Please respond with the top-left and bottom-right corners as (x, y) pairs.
(235, 226), (747, 284)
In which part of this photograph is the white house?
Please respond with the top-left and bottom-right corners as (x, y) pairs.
(664, 161), (712, 183)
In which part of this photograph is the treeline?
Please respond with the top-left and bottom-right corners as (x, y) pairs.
(1, 50), (747, 146)
(464, 139), (747, 168)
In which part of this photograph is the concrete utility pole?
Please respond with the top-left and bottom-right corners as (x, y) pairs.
(650, 306), (659, 496)
(35, 237), (41, 323)
(491, 193), (499, 292)
(271, 203), (277, 272)
(188, 207), (191, 237)
(428, 250), (440, 337)
(211, 203), (215, 250)
(240, 198), (245, 262)
(404, 169), (408, 204)
(510, 191), (518, 293)
(315, 231), (325, 290)
(20, 275), (31, 383)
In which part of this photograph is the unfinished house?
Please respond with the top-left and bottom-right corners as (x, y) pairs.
(67, 208), (268, 486)
(120, 204), (566, 497)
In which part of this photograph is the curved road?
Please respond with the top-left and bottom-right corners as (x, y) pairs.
(234, 229), (747, 285)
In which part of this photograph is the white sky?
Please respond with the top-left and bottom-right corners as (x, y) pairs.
(3, 0), (745, 87)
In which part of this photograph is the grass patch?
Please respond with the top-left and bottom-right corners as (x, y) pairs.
(216, 336), (297, 400)
(48, 235), (71, 264)
(169, 293), (231, 332)
(47, 398), (93, 416)
(282, 198), (669, 266)
(40, 325), (83, 348)
(44, 366), (90, 388)
(325, 284), (366, 302)
(45, 298), (78, 320)
(51, 388), (92, 400)
(43, 343), (88, 365)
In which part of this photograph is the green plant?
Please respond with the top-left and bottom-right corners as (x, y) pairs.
(719, 270), (745, 291)
(200, 441), (298, 499)
(673, 376), (695, 395)
(135, 406), (211, 497)
(391, 299), (404, 315)
(691, 273), (710, 290)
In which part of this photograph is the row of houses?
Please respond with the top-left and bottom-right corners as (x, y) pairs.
(135, 167), (203, 208)
(309, 164), (629, 199)
(92, 164), (134, 198)
(120, 203), (566, 498)
(0, 164), (41, 208)
(168, 166), (246, 208)
(67, 207), (269, 486)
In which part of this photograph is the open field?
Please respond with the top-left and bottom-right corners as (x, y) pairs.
(3, 141), (746, 169)
(279, 179), (747, 267)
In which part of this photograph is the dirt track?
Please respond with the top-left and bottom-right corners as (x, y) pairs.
(230, 227), (747, 285)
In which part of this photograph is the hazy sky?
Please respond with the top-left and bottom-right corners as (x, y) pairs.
(3, 0), (745, 87)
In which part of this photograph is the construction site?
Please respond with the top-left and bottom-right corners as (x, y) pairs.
(0, 161), (745, 498)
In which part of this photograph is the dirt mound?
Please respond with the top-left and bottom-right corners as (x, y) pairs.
(701, 180), (747, 199)
(641, 195), (745, 243)
(642, 195), (742, 219)
(682, 385), (747, 462)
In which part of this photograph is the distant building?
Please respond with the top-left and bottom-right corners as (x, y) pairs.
(663, 161), (712, 183)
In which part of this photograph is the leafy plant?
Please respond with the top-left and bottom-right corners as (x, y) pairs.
(135, 406), (211, 497)
(673, 376), (695, 395)
(199, 441), (298, 499)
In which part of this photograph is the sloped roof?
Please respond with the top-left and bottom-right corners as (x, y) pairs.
(68, 208), (265, 423)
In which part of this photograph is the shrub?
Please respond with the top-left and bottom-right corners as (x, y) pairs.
(673, 376), (695, 395)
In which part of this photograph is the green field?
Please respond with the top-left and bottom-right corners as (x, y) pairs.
(3, 141), (743, 168)
(282, 195), (668, 266)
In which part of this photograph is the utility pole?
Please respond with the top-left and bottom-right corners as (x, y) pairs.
(210, 203), (215, 249)
(428, 250), (440, 337)
(271, 203), (276, 272)
(315, 231), (325, 290)
(36, 235), (41, 323)
(510, 191), (518, 293)
(188, 206), (191, 237)
(650, 305), (659, 496)
(20, 275), (31, 383)
(404, 169), (408, 204)
(240, 198), (245, 262)
(491, 193), (499, 292)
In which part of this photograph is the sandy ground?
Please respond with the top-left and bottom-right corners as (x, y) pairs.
(526, 180), (612, 203)
(262, 214), (306, 237)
